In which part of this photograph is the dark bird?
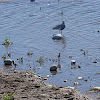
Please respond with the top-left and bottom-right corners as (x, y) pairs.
(58, 53), (61, 59)
(53, 21), (65, 34)
(12, 60), (18, 67)
(58, 53), (61, 63)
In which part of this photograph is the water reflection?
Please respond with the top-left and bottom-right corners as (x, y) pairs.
(3, 65), (12, 72)
(53, 35), (66, 49)
(50, 70), (57, 75)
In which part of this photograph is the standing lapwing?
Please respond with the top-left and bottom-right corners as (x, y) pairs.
(53, 21), (65, 34)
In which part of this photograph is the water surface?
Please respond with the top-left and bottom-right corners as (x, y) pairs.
(0, 0), (100, 94)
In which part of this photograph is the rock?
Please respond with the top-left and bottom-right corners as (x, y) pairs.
(71, 60), (76, 65)
(94, 87), (100, 90)
(84, 79), (88, 82)
(67, 87), (75, 90)
(52, 34), (63, 40)
(43, 77), (48, 80)
(78, 77), (83, 80)
(47, 75), (50, 78)
(78, 65), (81, 68)
(4, 59), (12, 65)
(50, 65), (57, 71)
(64, 80), (67, 82)
(74, 82), (79, 85)
(93, 61), (98, 63)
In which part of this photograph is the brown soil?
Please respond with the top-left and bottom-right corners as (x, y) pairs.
(0, 69), (99, 100)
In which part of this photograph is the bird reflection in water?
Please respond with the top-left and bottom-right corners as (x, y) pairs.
(50, 70), (57, 75)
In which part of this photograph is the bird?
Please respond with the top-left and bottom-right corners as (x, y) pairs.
(53, 21), (65, 34)
(12, 60), (18, 68)
(58, 53), (61, 59)
(58, 53), (61, 64)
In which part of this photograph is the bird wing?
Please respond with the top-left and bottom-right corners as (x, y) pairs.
(53, 24), (61, 30)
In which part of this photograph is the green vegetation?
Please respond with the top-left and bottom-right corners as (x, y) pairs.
(3, 93), (14, 100)
(2, 36), (13, 45)
(36, 56), (44, 66)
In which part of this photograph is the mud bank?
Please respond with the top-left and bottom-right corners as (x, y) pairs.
(0, 69), (99, 100)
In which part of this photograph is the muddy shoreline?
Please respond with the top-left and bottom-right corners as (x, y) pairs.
(0, 69), (99, 100)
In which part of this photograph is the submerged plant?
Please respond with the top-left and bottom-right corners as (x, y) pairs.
(61, 10), (63, 16)
(2, 36), (13, 46)
(39, 56), (44, 63)
(2, 55), (6, 60)
(3, 93), (14, 100)
(36, 56), (44, 66)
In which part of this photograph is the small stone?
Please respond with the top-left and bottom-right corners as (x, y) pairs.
(71, 60), (76, 65)
(43, 77), (48, 80)
(84, 79), (88, 82)
(78, 65), (81, 68)
(94, 87), (100, 90)
(67, 87), (75, 90)
(47, 75), (50, 78)
(48, 85), (52, 88)
(78, 77), (83, 80)
(50, 65), (57, 71)
(74, 82), (79, 85)
(64, 80), (68, 82)
(93, 61), (98, 63)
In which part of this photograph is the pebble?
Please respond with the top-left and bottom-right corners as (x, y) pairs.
(67, 87), (75, 90)
(71, 60), (76, 65)
(47, 75), (50, 78)
(43, 77), (48, 80)
(78, 77), (83, 80)
(64, 80), (68, 82)
(74, 82), (79, 85)
(50, 65), (57, 71)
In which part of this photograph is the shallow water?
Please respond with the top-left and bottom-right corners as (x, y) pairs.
(0, 0), (100, 94)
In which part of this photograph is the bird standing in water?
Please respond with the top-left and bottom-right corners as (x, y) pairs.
(53, 21), (65, 34)
(57, 53), (61, 68)
(58, 53), (61, 59)
(58, 53), (61, 63)
(12, 60), (18, 68)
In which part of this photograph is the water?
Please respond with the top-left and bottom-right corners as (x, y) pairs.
(0, 0), (100, 94)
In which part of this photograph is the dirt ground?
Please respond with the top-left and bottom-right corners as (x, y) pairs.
(0, 69), (99, 100)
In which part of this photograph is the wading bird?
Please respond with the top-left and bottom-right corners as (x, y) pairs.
(12, 60), (18, 68)
(53, 21), (65, 34)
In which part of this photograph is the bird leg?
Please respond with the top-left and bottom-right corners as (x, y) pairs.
(59, 30), (62, 34)
(61, 30), (62, 34)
